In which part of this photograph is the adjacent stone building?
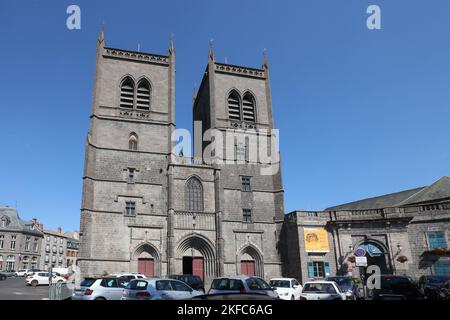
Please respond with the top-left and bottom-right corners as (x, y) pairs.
(282, 177), (450, 282)
(78, 33), (285, 281)
(0, 207), (43, 271)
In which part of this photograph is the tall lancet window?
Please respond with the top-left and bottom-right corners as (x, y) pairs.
(227, 90), (241, 121)
(185, 177), (204, 212)
(129, 132), (138, 151)
(136, 79), (151, 110)
(120, 77), (135, 109)
(242, 92), (256, 122)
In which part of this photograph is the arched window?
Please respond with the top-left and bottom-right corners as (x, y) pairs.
(227, 90), (241, 121)
(136, 79), (151, 110)
(185, 177), (204, 212)
(242, 92), (256, 122)
(129, 133), (138, 151)
(120, 77), (135, 109)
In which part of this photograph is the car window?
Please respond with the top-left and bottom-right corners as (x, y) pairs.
(38, 273), (47, 277)
(211, 278), (243, 290)
(171, 280), (192, 292)
(128, 280), (148, 290)
(156, 280), (173, 291)
(293, 280), (300, 287)
(117, 277), (129, 288)
(381, 277), (414, 290)
(101, 278), (118, 288)
(246, 278), (268, 290)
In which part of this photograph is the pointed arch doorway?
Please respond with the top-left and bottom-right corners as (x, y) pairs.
(132, 242), (161, 277)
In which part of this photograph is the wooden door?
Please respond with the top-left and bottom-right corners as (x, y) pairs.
(240, 260), (255, 276)
(138, 258), (154, 277)
(192, 257), (204, 280)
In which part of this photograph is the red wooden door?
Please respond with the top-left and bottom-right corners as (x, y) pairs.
(138, 258), (154, 277)
(192, 258), (204, 280)
(240, 260), (255, 276)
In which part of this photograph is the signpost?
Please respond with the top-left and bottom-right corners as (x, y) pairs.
(354, 247), (368, 299)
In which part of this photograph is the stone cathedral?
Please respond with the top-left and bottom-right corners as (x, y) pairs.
(78, 32), (285, 280)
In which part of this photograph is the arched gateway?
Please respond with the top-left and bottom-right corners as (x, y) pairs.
(176, 234), (216, 280)
(132, 242), (161, 277)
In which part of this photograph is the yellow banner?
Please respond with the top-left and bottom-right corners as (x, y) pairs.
(304, 228), (330, 253)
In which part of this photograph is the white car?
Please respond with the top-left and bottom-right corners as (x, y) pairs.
(26, 272), (66, 287)
(300, 281), (346, 300)
(16, 269), (32, 277)
(269, 278), (303, 300)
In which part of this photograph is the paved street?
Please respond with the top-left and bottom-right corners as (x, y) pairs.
(0, 277), (49, 300)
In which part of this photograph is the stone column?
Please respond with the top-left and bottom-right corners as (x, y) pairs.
(214, 168), (224, 276)
(167, 165), (176, 275)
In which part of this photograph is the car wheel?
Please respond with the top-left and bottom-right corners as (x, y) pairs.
(291, 295), (295, 300)
(31, 280), (38, 287)
(95, 297), (106, 300)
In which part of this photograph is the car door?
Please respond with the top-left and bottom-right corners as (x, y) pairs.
(155, 280), (175, 299)
(101, 278), (122, 300)
(39, 272), (49, 285)
(292, 280), (302, 300)
(170, 280), (195, 299)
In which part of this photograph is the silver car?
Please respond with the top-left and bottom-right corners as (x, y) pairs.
(72, 277), (128, 300)
(209, 276), (279, 299)
(121, 278), (202, 300)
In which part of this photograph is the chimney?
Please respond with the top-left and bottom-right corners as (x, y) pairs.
(57, 227), (62, 235)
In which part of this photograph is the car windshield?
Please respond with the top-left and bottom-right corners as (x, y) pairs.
(380, 277), (414, 290)
(127, 280), (148, 290)
(326, 277), (353, 288)
(80, 278), (97, 287)
(269, 280), (290, 288)
(303, 283), (337, 294)
(427, 276), (450, 285)
(211, 278), (243, 290)
(246, 278), (272, 290)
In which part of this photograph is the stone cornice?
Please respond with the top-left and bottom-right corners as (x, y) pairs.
(214, 63), (266, 79)
(103, 47), (169, 66)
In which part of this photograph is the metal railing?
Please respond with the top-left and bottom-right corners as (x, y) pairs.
(49, 282), (73, 300)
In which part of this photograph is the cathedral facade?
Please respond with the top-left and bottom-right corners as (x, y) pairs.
(78, 32), (285, 281)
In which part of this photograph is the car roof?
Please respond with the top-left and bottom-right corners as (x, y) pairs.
(269, 278), (296, 281)
(214, 275), (261, 280)
(304, 281), (337, 285)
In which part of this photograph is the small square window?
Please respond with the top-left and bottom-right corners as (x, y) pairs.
(128, 168), (136, 184)
(125, 201), (136, 216)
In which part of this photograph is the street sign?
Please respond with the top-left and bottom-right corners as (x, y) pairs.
(355, 256), (368, 267)
(354, 247), (367, 257)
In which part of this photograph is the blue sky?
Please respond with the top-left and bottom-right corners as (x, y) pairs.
(1, 0), (450, 231)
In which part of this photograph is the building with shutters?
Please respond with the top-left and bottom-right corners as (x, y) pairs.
(0, 207), (43, 272)
(78, 32), (285, 281)
(280, 176), (450, 282)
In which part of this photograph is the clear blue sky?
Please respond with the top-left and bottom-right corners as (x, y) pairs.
(1, 0), (450, 231)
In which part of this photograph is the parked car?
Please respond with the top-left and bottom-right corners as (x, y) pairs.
(2, 270), (16, 277)
(300, 281), (346, 300)
(326, 276), (358, 300)
(269, 278), (302, 300)
(0, 272), (7, 280)
(110, 272), (146, 279)
(15, 269), (32, 277)
(168, 275), (205, 293)
(121, 278), (203, 300)
(368, 275), (423, 300)
(26, 272), (66, 286)
(418, 275), (450, 300)
(72, 277), (129, 300)
(438, 280), (450, 300)
(209, 276), (279, 299)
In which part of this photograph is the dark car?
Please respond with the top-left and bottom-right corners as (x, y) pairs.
(326, 276), (359, 300)
(368, 275), (423, 300)
(438, 280), (450, 300)
(168, 275), (205, 293)
(191, 293), (278, 300)
(0, 272), (7, 280)
(418, 275), (450, 300)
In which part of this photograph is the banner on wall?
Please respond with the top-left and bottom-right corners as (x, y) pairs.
(304, 228), (330, 253)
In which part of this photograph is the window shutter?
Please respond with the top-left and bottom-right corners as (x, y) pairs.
(242, 93), (255, 122)
(136, 80), (150, 110)
(307, 262), (314, 278)
(228, 92), (241, 120)
(120, 78), (135, 109)
(324, 262), (331, 276)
